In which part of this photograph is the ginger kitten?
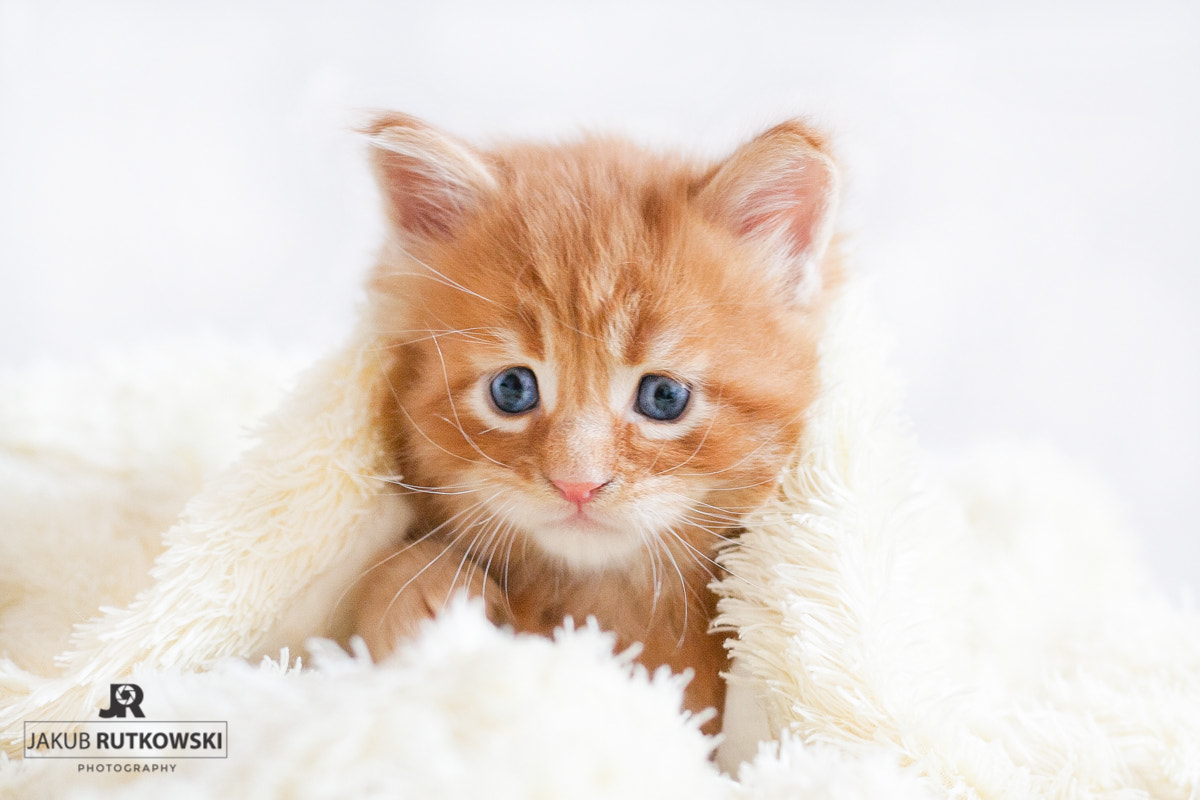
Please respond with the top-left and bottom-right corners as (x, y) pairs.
(350, 113), (840, 734)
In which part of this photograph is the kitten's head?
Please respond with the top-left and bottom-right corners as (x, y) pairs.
(366, 114), (839, 573)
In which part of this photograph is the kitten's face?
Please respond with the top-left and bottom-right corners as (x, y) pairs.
(367, 118), (838, 572)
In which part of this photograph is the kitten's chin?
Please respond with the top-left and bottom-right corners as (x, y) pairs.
(525, 520), (646, 572)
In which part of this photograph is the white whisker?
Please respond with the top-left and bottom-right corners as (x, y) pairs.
(373, 350), (485, 468)
(393, 243), (500, 307)
(656, 386), (723, 476)
(429, 333), (510, 469)
(326, 494), (499, 629)
(652, 526), (691, 648)
(370, 493), (500, 630)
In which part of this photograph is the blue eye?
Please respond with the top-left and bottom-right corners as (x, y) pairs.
(636, 374), (690, 421)
(490, 367), (539, 414)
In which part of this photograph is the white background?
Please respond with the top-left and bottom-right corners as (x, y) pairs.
(2, 1), (1197, 598)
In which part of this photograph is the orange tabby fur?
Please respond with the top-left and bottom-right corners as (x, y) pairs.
(349, 114), (841, 735)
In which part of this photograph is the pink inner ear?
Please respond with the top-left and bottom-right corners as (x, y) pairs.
(368, 116), (493, 243)
(377, 154), (465, 240)
(735, 157), (833, 263)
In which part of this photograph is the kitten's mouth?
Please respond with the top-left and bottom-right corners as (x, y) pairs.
(557, 508), (607, 531)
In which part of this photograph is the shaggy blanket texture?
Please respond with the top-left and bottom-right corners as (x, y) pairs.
(1, 281), (1197, 799)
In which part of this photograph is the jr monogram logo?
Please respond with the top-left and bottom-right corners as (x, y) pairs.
(98, 683), (145, 718)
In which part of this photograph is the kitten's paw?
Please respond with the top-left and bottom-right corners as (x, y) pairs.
(351, 538), (510, 660)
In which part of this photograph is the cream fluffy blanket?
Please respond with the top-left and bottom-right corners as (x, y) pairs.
(1, 282), (1197, 799)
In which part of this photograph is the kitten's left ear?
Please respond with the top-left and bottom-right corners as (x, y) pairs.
(698, 120), (840, 305)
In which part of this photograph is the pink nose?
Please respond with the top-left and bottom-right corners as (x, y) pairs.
(552, 480), (607, 505)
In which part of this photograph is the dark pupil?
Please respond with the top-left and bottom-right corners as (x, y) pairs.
(637, 375), (689, 421)
(491, 367), (538, 414)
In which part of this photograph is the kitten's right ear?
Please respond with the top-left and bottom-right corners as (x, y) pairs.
(364, 113), (497, 241)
